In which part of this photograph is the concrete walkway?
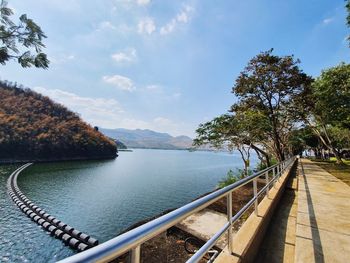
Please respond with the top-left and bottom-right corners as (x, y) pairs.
(295, 159), (350, 263)
(255, 168), (298, 263)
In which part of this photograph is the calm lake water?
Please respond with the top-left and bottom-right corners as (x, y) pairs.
(0, 149), (258, 262)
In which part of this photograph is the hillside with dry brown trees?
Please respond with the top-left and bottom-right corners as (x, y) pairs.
(0, 80), (117, 161)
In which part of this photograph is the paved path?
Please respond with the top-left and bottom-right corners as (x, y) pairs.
(255, 168), (298, 263)
(295, 159), (350, 263)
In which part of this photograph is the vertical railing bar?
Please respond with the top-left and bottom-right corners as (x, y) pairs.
(265, 171), (269, 197)
(280, 163), (283, 177)
(253, 178), (258, 215)
(227, 192), (233, 254)
(131, 245), (141, 263)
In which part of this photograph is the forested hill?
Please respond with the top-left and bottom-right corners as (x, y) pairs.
(0, 81), (117, 161)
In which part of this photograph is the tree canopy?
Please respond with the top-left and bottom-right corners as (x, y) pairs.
(231, 49), (313, 161)
(298, 63), (350, 163)
(312, 63), (350, 129)
(194, 50), (350, 171)
(0, 0), (49, 68)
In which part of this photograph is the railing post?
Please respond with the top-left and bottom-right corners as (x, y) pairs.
(227, 192), (233, 254)
(272, 166), (277, 187)
(277, 164), (281, 181)
(265, 171), (269, 197)
(253, 178), (258, 215)
(131, 245), (141, 263)
(280, 163), (283, 176)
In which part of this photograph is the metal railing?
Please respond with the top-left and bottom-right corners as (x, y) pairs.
(58, 157), (296, 263)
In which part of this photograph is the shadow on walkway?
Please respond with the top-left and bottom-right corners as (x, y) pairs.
(298, 162), (324, 263)
(255, 163), (298, 263)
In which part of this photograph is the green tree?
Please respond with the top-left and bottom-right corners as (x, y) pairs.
(194, 114), (252, 176)
(231, 49), (313, 161)
(328, 126), (350, 153)
(300, 63), (350, 164)
(287, 127), (321, 157)
(194, 113), (272, 176)
(312, 63), (350, 129)
(0, 0), (49, 68)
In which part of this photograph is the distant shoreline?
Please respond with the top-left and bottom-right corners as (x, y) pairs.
(0, 148), (232, 164)
(0, 155), (117, 165)
(127, 147), (229, 153)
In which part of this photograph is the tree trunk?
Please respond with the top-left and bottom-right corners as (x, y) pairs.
(322, 125), (344, 164)
(310, 126), (344, 165)
(251, 144), (271, 167)
(331, 146), (344, 164)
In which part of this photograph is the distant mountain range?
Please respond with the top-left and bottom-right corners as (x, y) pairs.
(100, 128), (193, 150)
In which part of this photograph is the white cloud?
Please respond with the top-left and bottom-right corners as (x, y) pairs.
(160, 19), (177, 35)
(97, 21), (117, 30)
(138, 17), (156, 35)
(146, 84), (162, 91)
(137, 0), (150, 6)
(33, 87), (192, 135)
(103, 75), (136, 91)
(323, 18), (333, 25)
(177, 12), (189, 23)
(160, 5), (194, 35)
(33, 86), (125, 128)
(95, 20), (132, 34)
(50, 54), (75, 64)
(111, 48), (137, 63)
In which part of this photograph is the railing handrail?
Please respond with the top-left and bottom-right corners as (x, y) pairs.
(58, 157), (296, 263)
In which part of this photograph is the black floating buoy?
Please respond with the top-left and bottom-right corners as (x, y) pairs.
(7, 163), (99, 252)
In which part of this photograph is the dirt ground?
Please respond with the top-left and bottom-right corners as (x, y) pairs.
(111, 182), (267, 263)
(207, 182), (265, 230)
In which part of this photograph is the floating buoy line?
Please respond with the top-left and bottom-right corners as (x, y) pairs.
(7, 163), (99, 252)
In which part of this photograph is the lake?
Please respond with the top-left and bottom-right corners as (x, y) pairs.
(0, 149), (258, 262)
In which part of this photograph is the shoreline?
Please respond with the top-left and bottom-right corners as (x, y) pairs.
(0, 155), (117, 165)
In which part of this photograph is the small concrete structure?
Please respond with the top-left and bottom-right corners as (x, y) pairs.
(295, 159), (350, 263)
(177, 208), (229, 249)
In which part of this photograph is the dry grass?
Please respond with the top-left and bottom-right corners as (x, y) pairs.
(311, 158), (350, 186)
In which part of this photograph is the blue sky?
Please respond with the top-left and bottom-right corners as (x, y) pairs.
(1, 0), (349, 137)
